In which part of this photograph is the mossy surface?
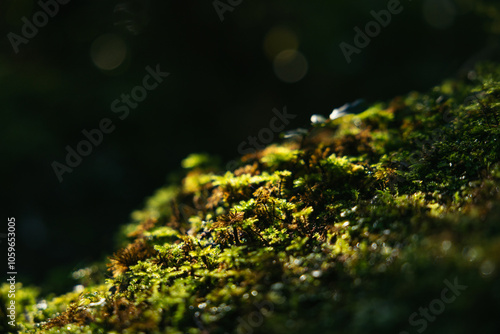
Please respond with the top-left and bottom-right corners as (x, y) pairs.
(3, 63), (500, 333)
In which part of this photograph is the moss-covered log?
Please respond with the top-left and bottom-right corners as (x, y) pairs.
(3, 62), (500, 333)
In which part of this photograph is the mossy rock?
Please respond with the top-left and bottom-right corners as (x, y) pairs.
(3, 63), (500, 333)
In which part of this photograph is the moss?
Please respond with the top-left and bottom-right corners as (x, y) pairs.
(3, 62), (500, 333)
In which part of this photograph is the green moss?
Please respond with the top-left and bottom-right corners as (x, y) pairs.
(4, 62), (500, 333)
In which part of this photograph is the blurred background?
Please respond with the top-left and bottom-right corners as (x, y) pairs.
(1, 0), (500, 294)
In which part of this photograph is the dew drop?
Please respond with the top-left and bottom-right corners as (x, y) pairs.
(312, 270), (322, 278)
(441, 240), (452, 252)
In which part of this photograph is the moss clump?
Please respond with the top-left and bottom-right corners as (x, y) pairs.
(3, 63), (500, 333)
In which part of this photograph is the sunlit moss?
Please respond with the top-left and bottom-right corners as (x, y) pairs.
(6, 62), (500, 333)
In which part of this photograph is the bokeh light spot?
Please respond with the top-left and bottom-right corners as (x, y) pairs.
(273, 49), (308, 83)
(423, 0), (457, 30)
(480, 260), (495, 277)
(263, 26), (299, 60)
(90, 33), (128, 71)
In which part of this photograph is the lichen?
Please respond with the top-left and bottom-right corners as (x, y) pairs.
(3, 62), (500, 333)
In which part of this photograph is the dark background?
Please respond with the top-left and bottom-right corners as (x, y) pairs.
(1, 0), (499, 294)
